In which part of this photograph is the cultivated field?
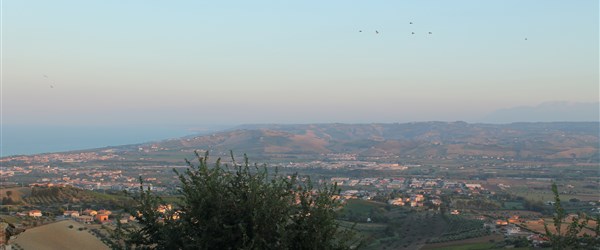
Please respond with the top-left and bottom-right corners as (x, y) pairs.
(12, 220), (109, 250)
(0, 187), (31, 203)
(523, 216), (597, 236)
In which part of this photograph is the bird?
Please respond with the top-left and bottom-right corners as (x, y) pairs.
(409, 22), (413, 24)
(43, 75), (48, 78)
(50, 85), (54, 89)
(359, 30), (362, 32)
(525, 38), (528, 40)
(428, 32), (432, 34)
(375, 30), (379, 34)
(411, 32), (415, 35)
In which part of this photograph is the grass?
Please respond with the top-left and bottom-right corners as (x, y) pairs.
(502, 201), (524, 210)
(342, 199), (386, 214)
(12, 220), (110, 250)
(432, 242), (495, 250)
(507, 186), (599, 202)
(0, 215), (19, 224)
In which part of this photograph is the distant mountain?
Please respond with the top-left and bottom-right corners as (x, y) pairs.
(114, 122), (599, 164)
(482, 102), (600, 123)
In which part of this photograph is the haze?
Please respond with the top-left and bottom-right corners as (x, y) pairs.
(3, 0), (599, 126)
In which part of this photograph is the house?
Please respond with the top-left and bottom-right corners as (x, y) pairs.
(506, 225), (521, 235)
(156, 204), (172, 213)
(465, 183), (482, 190)
(528, 234), (549, 247)
(414, 194), (425, 202)
(388, 198), (405, 206)
(496, 220), (508, 226)
(508, 215), (520, 224)
(97, 209), (112, 216)
(63, 210), (79, 217)
(28, 210), (42, 217)
(82, 209), (98, 216)
(77, 215), (94, 223)
(95, 214), (109, 222)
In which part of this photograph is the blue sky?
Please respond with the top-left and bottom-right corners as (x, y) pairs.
(3, 0), (599, 125)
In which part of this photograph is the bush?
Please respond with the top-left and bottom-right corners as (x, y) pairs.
(120, 152), (361, 249)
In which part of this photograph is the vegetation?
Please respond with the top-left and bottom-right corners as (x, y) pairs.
(118, 152), (361, 249)
(544, 182), (600, 249)
(429, 216), (489, 243)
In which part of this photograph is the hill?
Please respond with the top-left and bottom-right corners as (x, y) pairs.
(109, 122), (599, 164)
(3, 122), (598, 165)
(12, 220), (109, 250)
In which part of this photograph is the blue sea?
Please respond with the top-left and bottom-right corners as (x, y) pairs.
(1, 125), (227, 157)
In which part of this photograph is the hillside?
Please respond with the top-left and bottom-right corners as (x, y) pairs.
(104, 122), (599, 164)
(2, 122), (597, 165)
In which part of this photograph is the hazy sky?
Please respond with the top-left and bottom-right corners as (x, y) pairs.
(3, 0), (599, 126)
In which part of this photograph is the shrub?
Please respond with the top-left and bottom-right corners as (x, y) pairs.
(119, 152), (361, 249)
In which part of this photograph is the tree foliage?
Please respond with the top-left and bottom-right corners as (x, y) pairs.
(544, 182), (599, 249)
(119, 151), (360, 249)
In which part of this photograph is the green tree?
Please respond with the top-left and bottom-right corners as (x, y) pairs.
(120, 151), (360, 249)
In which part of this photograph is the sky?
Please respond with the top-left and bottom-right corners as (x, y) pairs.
(2, 0), (599, 126)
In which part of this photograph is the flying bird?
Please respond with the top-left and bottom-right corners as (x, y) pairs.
(428, 32), (432, 34)
(43, 75), (48, 78)
(375, 30), (379, 34)
(409, 22), (413, 24)
(50, 85), (54, 89)
(411, 32), (415, 35)
(359, 30), (362, 32)
(525, 38), (528, 40)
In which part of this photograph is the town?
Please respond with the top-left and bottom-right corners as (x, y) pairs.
(1, 152), (598, 249)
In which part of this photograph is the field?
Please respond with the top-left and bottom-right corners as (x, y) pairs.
(12, 220), (109, 250)
(523, 216), (597, 236)
(337, 200), (492, 250)
(501, 201), (524, 210)
(422, 234), (503, 250)
(0, 186), (133, 208)
(0, 187), (31, 203)
(486, 178), (600, 202)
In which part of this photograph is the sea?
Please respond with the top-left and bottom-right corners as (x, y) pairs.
(1, 124), (226, 157)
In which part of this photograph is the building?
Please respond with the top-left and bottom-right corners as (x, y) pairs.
(97, 209), (112, 216)
(95, 214), (109, 222)
(465, 183), (482, 190)
(156, 205), (172, 214)
(28, 210), (42, 217)
(63, 210), (79, 217)
(82, 209), (98, 216)
(508, 215), (520, 224)
(388, 198), (405, 206)
(77, 215), (94, 223)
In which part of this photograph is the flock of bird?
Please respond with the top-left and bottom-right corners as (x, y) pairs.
(43, 21), (528, 88)
(359, 21), (527, 40)
(359, 21), (432, 36)
(43, 74), (54, 88)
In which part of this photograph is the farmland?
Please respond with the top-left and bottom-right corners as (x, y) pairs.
(337, 200), (495, 250)
(11, 220), (109, 250)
